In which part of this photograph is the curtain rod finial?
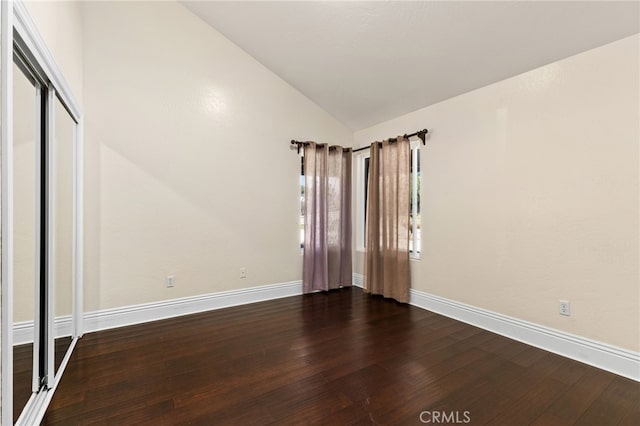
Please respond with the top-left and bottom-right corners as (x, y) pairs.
(418, 129), (428, 144)
(290, 139), (302, 153)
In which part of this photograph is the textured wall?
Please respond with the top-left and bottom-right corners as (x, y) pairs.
(24, 1), (83, 105)
(81, 1), (351, 311)
(354, 35), (639, 352)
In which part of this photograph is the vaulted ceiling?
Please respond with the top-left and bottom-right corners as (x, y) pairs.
(182, 1), (640, 130)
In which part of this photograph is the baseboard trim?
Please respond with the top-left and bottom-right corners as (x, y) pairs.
(13, 316), (73, 346)
(352, 273), (639, 381)
(83, 280), (303, 334)
(32, 276), (637, 381)
(352, 273), (364, 288)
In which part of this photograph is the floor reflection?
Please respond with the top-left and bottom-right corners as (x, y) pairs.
(13, 336), (73, 422)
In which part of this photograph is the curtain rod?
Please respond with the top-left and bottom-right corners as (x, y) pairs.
(289, 140), (351, 154)
(290, 128), (428, 154)
(352, 128), (428, 153)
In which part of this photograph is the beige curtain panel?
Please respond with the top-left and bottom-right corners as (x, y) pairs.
(303, 143), (352, 293)
(364, 137), (411, 303)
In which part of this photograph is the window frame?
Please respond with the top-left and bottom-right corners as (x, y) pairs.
(409, 142), (421, 259)
(355, 151), (369, 252)
(299, 154), (304, 253)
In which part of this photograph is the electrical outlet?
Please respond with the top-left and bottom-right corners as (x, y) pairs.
(166, 275), (175, 288)
(240, 267), (247, 278)
(559, 300), (570, 316)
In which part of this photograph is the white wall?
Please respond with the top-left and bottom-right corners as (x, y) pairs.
(81, 1), (351, 312)
(354, 34), (639, 352)
(24, 1), (83, 106)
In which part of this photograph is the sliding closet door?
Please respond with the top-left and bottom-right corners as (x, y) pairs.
(3, 3), (84, 424)
(12, 60), (39, 423)
(52, 96), (74, 375)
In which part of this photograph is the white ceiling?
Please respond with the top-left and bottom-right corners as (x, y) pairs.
(182, 1), (640, 130)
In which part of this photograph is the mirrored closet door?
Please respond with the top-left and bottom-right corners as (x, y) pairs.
(2, 2), (84, 424)
(12, 57), (39, 425)
(9, 49), (81, 426)
(53, 96), (75, 377)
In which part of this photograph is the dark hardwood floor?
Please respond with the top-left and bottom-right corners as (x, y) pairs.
(43, 287), (639, 425)
(14, 336), (74, 422)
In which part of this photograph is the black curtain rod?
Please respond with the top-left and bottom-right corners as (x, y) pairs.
(352, 128), (428, 153)
(290, 128), (428, 154)
(289, 140), (351, 154)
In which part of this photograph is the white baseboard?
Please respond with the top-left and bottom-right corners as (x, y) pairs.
(352, 273), (364, 288)
(83, 280), (303, 334)
(352, 273), (639, 381)
(13, 315), (73, 346)
(23, 276), (637, 381)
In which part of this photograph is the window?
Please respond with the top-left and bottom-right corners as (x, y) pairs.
(300, 156), (305, 250)
(362, 144), (421, 258)
(409, 145), (421, 258)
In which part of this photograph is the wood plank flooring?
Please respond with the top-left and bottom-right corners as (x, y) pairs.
(13, 336), (73, 423)
(43, 287), (639, 425)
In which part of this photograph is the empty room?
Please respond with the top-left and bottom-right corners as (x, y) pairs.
(1, 0), (639, 424)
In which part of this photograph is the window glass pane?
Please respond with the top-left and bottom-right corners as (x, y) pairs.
(409, 146), (421, 257)
(300, 173), (304, 249)
(416, 151), (421, 254)
(363, 157), (369, 243)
